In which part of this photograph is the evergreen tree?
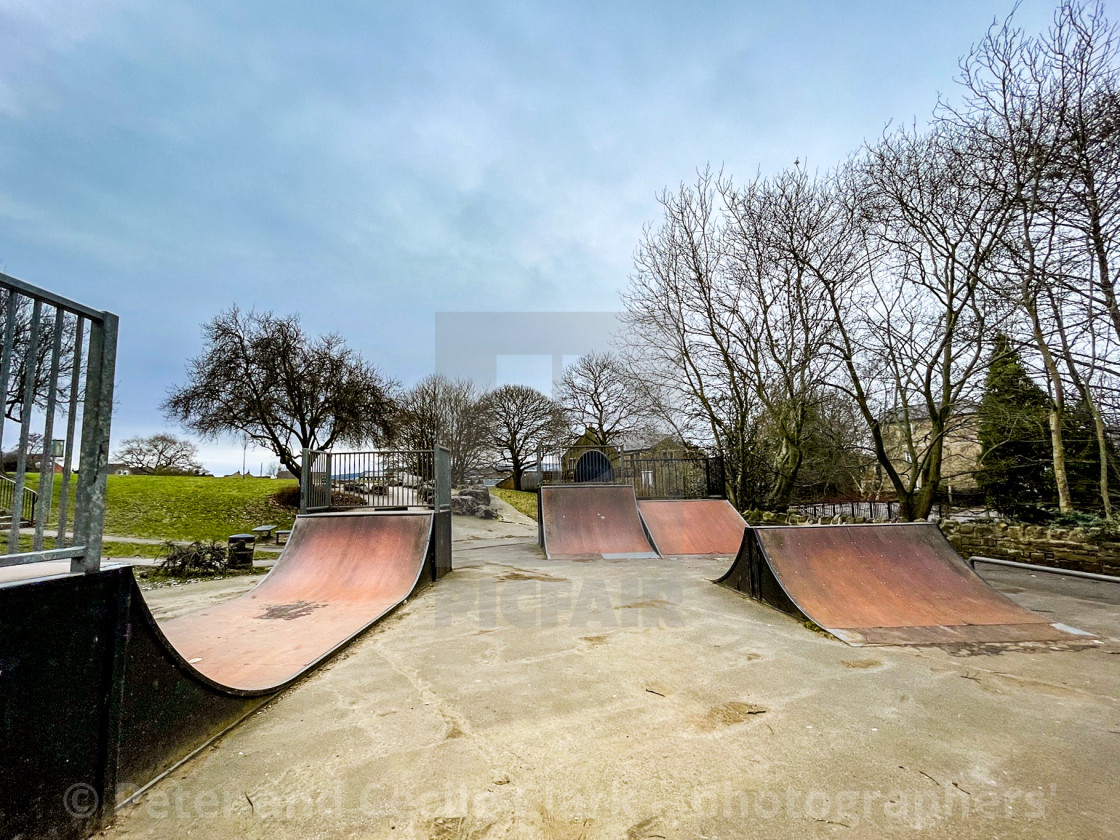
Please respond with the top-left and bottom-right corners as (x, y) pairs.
(1063, 399), (1118, 513)
(976, 336), (1052, 514)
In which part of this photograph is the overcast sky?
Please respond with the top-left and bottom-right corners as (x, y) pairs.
(0, 0), (1059, 474)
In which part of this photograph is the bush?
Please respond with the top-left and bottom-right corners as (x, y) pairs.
(155, 540), (230, 578)
(272, 485), (302, 509)
(998, 507), (1120, 542)
(1001, 504), (1052, 525)
(331, 490), (368, 506)
(269, 484), (367, 510)
(1045, 510), (1120, 540)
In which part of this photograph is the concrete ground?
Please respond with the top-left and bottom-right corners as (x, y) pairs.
(102, 508), (1120, 840)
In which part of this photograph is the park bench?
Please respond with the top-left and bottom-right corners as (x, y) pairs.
(251, 524), (277, 542)
(275, 529), (292, 545)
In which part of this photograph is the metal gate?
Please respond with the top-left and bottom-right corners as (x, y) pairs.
(299, 445), (453, 579)
(0, 272), (117, 573)
(539, 444), (726, 500)
(300, 447), (445, 513)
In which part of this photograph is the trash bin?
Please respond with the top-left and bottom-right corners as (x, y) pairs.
(228, 534), (255, 568)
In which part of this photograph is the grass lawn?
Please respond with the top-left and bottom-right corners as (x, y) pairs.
(102, 475), (299, 542)
(102, 541), (170, 559)
(11, 474), (298, 543)
(492, 487), (538, 521)
(10, 474), (297, 542)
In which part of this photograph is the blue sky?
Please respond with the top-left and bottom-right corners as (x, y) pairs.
(0, 0), (1058, 473)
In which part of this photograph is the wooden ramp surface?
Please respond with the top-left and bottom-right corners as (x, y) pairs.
(541, 485), (659, 560)
(719, 523), (1093, 645)
(159, 511), (432, 691)
(637, 499), (746, 555)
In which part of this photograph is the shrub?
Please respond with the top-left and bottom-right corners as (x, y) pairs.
(155, 540), (230, 578)
(272, 485), (302, 509)
(1045, 510), (1120, 541)
(270, 484), (367, 510)
(331, 490), (367, 506)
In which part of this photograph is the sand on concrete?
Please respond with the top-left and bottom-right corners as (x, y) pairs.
(95, 510), (1120, 839)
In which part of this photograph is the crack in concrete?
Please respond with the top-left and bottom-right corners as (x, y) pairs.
(372, 642), (528, 783)
(914, 650), (1120, 706)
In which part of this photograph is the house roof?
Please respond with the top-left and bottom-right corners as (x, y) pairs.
(566, 427), (679, 454)
(496, 456), (561, 472)
(614, 430), (676, 451)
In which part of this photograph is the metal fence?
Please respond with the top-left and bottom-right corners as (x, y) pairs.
(538, 445), (726, 500)
(0, 474), (36, 523)
(788, 499), (943, 521)
(0, 272), (118, 572)
(301, 448), (438, 512)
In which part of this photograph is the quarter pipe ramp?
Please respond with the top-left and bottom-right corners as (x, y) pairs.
(718, 522), (1092, 645)
(540, 484), (660, 560)
(161, 511), (433, 691)
(637, 499), (746, 555)
(0, 510), (444, 840)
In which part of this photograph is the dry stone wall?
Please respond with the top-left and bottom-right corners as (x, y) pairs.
(938, 520), (1120, 577)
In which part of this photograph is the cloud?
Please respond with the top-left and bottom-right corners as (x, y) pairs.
(0, 0), (1062, 458)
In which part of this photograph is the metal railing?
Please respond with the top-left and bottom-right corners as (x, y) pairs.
(538, 444), (726, 500)
(0, 474), (36, 523)
(788, 500), (943, 521)
(0, 272), (117, 572)
(301, 448), (437, 512)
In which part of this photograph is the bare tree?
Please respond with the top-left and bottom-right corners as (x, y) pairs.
(557, 351), (649, 447)
(114, 433), (204, 475)
(620, 1), (1120, 519)
(396, 374), (488, 485)
(1049, 1), (1120, 345)
(951, 7), (1077, 511)
(164, 307), (397, 481)
(722, 167), (846, 506)
(818, 124), (1010, 520)
(949, 0), (1120, 513)
(1045, 0), (1120, 515)
(479, 384), (566, 491)
(0, 291), (79, 424)
(622, 169), (762, 508)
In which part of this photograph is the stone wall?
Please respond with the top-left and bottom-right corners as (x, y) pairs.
(938, 520), (1120, 576)
(747, 509), (1120, 576)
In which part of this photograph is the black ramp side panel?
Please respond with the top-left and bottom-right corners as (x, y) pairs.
(1, 512), (448, 837)
(115, 575), (263, 796)
(433, 510), (452, 579)
(0, 568), (262, 838)
(715, 530), (752, 591)
(716, 530), (798, 615)
(0, 569), (127, 840)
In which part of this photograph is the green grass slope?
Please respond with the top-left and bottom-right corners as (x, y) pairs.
(492, 488), (538, 521)
(102, 475), (298, 542)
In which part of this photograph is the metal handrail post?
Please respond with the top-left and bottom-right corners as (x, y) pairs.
(71, 312), (118, 573)
(299, 448), (310, 514)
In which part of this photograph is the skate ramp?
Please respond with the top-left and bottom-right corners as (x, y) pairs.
(540, 484), (660, 560)
(0, 509), (443, 837)
(160, 511), (433, 691)
(718, 523), (1093, 645)
(637, 499), (746, 555)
